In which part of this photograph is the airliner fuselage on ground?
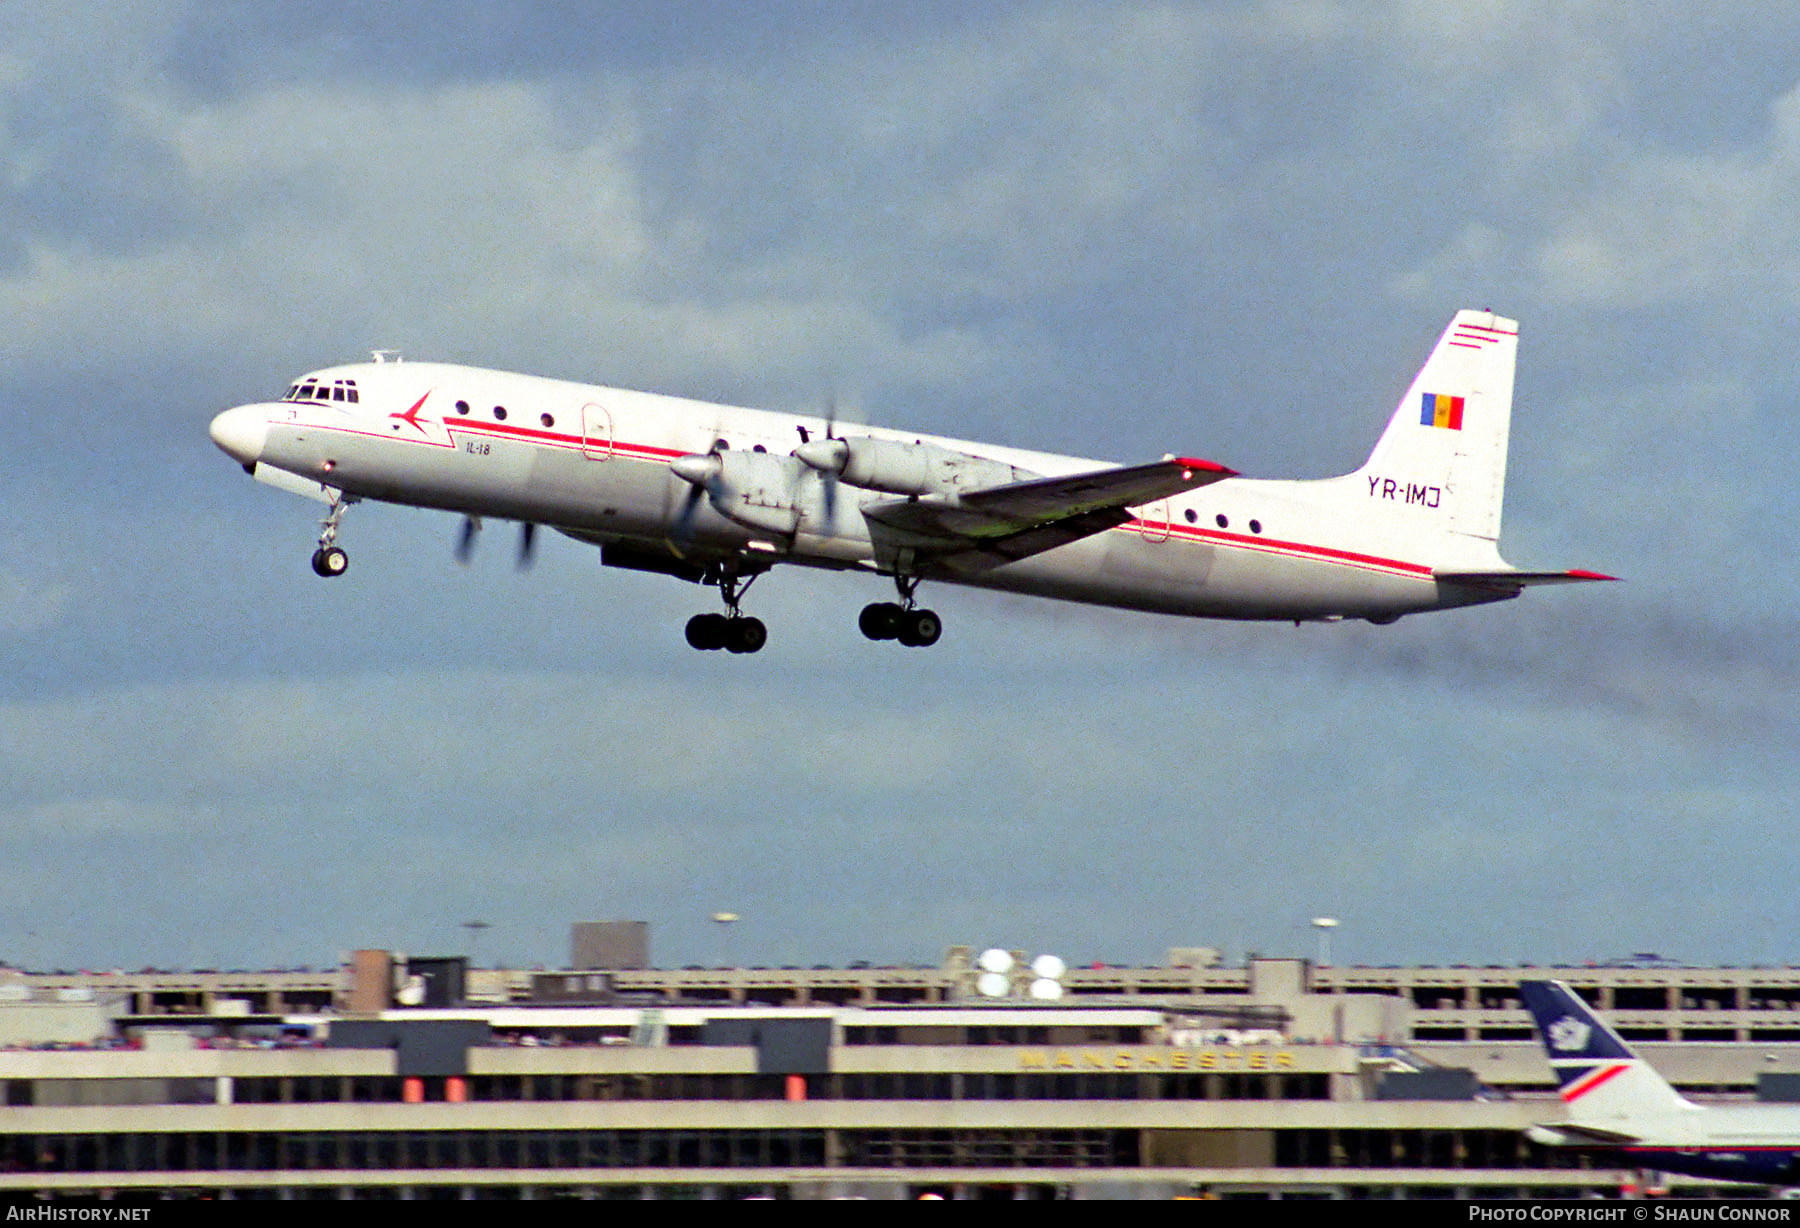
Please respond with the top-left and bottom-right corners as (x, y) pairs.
(208, 310), (1609, 651)
(1521, 980), (1800, 1186)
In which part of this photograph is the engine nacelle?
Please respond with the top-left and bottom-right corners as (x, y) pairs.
(671, 449), (812, 538)
(795, 436), (1036, 496)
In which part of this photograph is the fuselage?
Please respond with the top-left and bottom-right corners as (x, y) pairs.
(1536, 1107), (1800, 1185)
(209, 358), (1514, 624)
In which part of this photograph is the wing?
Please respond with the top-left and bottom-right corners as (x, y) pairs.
(863, 456), (1234, 564)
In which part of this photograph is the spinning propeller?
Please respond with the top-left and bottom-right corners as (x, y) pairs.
(794, 397), (855, 532)
(669, 424), (730, 551)
(455, 516), (539, 569)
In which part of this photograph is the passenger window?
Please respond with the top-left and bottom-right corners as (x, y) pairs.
(455, 401), (470, 415)
(493, 406), (508, 421)
(540, 413), (554, 428)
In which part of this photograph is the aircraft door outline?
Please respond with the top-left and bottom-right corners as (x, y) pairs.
(1140, 500), (1171, 543)
(581, 403), (613, 460)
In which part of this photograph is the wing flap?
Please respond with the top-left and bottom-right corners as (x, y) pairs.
(864, 455), (1233, 548)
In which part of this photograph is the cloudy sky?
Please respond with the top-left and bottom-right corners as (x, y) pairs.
(4, 2), (1797, 974)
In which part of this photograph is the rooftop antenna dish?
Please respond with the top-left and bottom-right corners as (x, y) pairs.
(1029, 953), (1067, 1000)
(371, 349), (403, 364)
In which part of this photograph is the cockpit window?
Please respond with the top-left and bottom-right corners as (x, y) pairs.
(283, 378), (359, 404)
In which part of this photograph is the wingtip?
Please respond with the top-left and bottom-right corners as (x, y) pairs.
(1172, 456), (1237, 478)
(1565, 569), (1621, 582)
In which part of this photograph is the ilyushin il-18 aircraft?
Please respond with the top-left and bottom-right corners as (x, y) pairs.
(208, 310), (1610, 653)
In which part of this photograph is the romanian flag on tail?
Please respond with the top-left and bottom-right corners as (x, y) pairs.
(1420, 392), (1465, 431)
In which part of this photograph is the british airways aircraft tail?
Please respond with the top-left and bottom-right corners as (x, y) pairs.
(1519, 980), (1695, 1132)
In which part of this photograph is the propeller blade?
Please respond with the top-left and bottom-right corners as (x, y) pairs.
(516, 522), (536, 570)
(455, 516), (482, 564)
(672, 483), (706, 550)
(670, 425), (728, 553)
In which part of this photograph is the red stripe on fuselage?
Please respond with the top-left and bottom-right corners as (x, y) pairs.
(1124, 518), (1432, 579)
(302, 413), (1435, 581)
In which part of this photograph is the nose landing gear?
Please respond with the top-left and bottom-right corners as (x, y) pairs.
(309, 492), (355, 578)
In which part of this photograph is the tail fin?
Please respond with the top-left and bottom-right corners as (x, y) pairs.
(1354, 311), (1517, 544)
(1519, 980), (1695, 1126)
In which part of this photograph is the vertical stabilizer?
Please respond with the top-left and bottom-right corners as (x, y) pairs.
(1519, 980), (1694, 1125)
(1354, 311), (1517, 543)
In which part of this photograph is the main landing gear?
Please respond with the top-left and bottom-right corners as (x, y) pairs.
(859, 574), (942, 648)
(310, 492), (353, 577)
(685, 570), (767, 654)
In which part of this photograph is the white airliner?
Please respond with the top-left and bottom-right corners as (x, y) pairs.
(1520, 980), (1800, 1185)
(208, 310), (1609, 652)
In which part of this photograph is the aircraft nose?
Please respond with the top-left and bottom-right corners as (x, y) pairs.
(209, 405), (268, 467)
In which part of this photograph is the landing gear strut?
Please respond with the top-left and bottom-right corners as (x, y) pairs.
(685, 569), (767, 654)
(310, 492), (353, 578)
(860, 573), (942, 648)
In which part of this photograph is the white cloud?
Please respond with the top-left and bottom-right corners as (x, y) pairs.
(1394, 80), (1800, 310)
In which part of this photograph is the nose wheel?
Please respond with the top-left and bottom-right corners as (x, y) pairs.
(308, 492), (355, 578)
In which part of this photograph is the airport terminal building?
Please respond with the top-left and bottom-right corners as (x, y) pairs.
(5, 935), (1800, 1199)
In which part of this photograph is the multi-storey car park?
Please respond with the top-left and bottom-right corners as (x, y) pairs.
(5, 934), (1800, 1199)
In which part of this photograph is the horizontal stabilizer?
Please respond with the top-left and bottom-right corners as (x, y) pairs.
(1436, 568), (1619, 592)
(866, 456), (1233, 546)
(1541, 1123), (1644, 1146)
